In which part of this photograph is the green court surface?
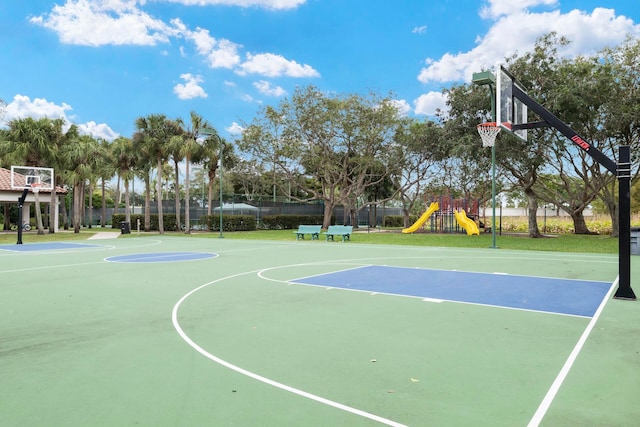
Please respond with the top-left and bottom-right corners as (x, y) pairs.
(1, 236), (639, 426)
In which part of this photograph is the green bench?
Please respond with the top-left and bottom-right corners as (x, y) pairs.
(324, 225), (353, 242)
(294, 225), (322, 240)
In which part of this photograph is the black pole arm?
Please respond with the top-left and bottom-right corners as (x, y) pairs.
(512, 85), (617, 173)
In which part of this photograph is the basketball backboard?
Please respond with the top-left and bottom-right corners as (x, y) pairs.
(496, 65), (528, 141)
(10, 166), (54, 191)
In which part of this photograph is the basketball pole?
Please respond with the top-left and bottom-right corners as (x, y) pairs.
(472, 71), (498, 248)
(510, 82), (635, 300)
(16, 188), (29, 244)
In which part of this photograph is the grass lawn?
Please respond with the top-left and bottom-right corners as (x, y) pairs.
(0, 227), (620, 254)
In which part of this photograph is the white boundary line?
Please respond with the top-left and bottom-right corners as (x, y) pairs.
(526, 276), (619, 427)
(171, 266), (408, 427)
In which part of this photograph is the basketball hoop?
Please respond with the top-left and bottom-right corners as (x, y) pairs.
(477, 122), (501, 147)
(30, 183), (41, 194)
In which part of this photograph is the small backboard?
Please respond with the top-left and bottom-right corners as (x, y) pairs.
(10, 166), (54, 191)
(496, 64), (528, 141)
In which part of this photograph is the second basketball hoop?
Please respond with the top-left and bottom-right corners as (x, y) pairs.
(477, 122), (501, 147)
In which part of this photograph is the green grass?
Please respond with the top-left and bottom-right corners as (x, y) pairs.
(0, 227), (620, 253)
(216, 229), (620, 253)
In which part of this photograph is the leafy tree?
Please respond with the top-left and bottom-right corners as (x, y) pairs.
(239, 86), (401, 228)
(60, 134), (101, 233)
(0, 117), (70, 234)
(112, 137), (136, 224)
(134, 114), (183, 233)
(391, 118), (445, 226)
(176, 111), (209, 233)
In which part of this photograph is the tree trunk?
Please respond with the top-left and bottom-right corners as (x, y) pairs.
(87, 182), (93, 228)
(184, 157), (191, 234)
(403, 207), (411, 228)
(73, 182), (81, 233)
(156, 158), (164, 234)
(322, 201), (334, 229)
(571, 210), (592, 234)
(525, 188), (542, 238)
(174, 163), (181, 230)
(124, 179), (131, 224)
(605, 198), (619, 237)
(3, 203), (10, 230)
(144, 175), (151, 232)
(49, 185), (56, 234)
(101, 179), (106, 228)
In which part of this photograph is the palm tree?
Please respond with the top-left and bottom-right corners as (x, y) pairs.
(132, 133), (154, 232)
(96, 139), (116, 228)
(0, 117), (67, 234)
(60, 134), (101, 233)
(177, 111), (209, 233)
(112, 137), (136, 225)
(134, 114), (183, 233)
(200, 131), (231, 216)
(167, 134), (185, 230)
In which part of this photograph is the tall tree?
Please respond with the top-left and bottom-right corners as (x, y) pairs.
(134, 114), (182, 233)
(60, 134), (101, 233)
(176, 111), (209, 233)
(239, 86), (401, 228)
(0, 117), (69, 234)
(112, 137), (136, 225)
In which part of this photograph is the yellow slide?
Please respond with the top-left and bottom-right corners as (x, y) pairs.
(402, 202), (439, 234)
(454, 209), (480, 235)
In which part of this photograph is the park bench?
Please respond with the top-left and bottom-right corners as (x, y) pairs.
(294, 225), (322, 240)
(324, 225), (353, 242)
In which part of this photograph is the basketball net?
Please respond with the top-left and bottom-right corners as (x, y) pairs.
(477, 122), (500, 147)
(30, 183), (41, 194)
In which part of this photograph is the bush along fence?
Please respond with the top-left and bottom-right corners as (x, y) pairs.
(111, 214), (257, 232)
(109, 213), (418, 232)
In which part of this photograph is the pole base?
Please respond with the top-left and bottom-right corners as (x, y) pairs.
(614, 287), (637, 301)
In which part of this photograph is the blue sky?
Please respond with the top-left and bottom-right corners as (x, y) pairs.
(1, 0), (638, 142)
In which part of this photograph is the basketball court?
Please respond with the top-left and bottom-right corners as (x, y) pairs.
(2, 64), (638, 426)
(1, 235), (638, 426)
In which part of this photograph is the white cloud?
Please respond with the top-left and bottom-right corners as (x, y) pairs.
(413, 92), (447, 116)
(2, 95), (119, 141)
(226, 122), (245, 134)
(480, 0), (558, 19)
(418, 5), (640, 84)
(412, 25), (427, 34)
(31, 0), (319, 84)
(160, 0), (307, 10)
(77, 121), (120, 141)
(5, 94), (73, 122)
(30, 0), (182, 46)
(253, 80), (286, 97)
(237, 53), (320, 78)
(386, 99), (411, 117)
(173, 74), (208, 99)
(188, 27), (242, 69)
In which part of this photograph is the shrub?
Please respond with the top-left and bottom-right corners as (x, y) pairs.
(200, 214), (256, 231)
(260, 215), (325, 230)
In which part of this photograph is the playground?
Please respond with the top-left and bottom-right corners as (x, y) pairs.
(402, 196), (482, 235)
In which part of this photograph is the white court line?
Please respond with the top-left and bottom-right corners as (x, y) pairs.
(172, 267), (408, 427)
(527, 276), (619, 427)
